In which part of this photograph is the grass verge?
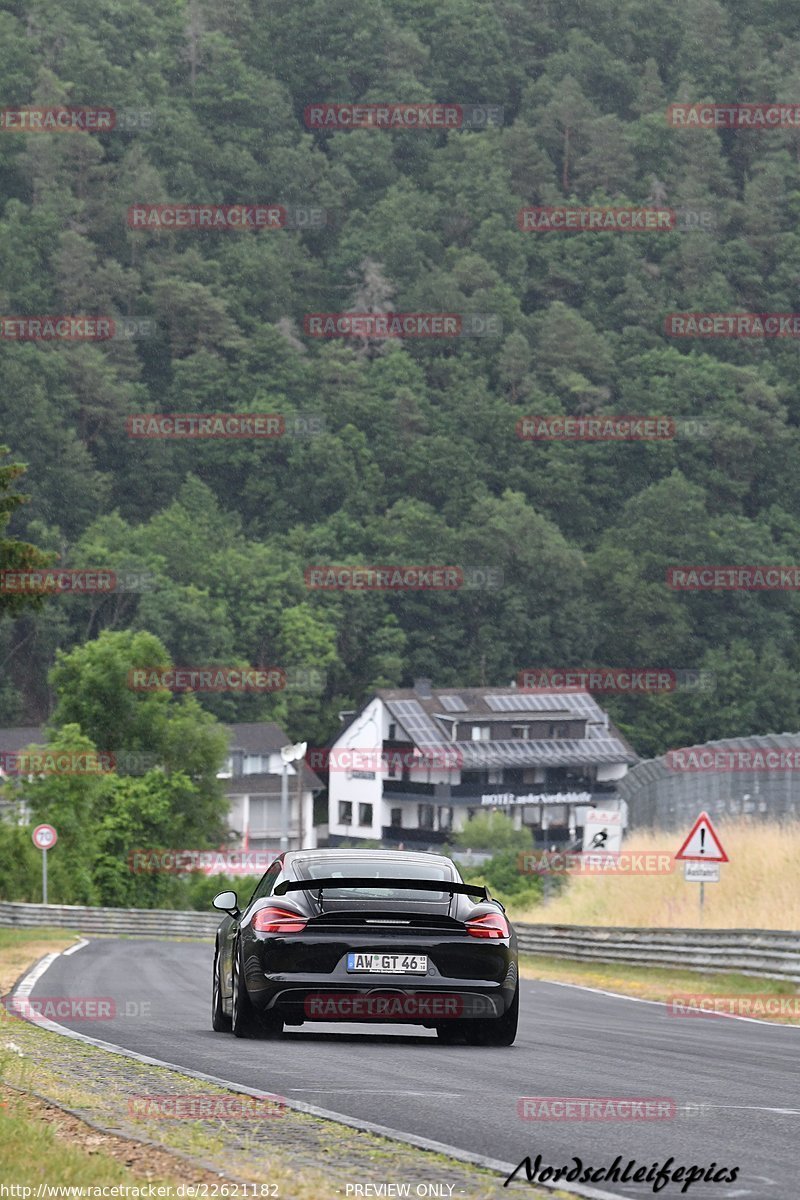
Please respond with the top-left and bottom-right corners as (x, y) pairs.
(520, 954), (800, 1023)
(509, 819), (800, 929)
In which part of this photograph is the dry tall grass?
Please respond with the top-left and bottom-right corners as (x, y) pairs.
(510, 819), (800, 929)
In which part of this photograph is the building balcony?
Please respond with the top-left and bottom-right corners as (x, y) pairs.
(382, 780), (437, 798)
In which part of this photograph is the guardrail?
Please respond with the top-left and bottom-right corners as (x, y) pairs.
(1, 902), (799, 982)
(0, 901), (219, 938)
(516, 924), (800, 984)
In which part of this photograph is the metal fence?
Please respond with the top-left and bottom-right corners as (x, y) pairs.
(618, 733), (800, 831)
(1, 901), (798, 982)
(516, 923), (800, 983)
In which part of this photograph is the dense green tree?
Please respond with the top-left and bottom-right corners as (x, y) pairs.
(4, 0), (800, 765)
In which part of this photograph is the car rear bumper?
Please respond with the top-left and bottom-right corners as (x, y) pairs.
(239, 928), (518, 1023)
(252, 974), (517, 1023)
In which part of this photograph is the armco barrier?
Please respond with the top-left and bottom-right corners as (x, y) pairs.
(1, 903), (798, 981)
(516, 924), (800, 984)
(0, 900), (219, 938)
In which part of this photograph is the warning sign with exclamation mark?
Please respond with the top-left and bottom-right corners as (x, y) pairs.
(674, 811), (729, 862)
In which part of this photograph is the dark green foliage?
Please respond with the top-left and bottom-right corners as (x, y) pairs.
(1, 0), (799, 758)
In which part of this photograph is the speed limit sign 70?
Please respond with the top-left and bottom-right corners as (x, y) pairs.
(32, 824), (57, 850)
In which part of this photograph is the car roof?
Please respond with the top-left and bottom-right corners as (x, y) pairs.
(284, 848), (455, 868)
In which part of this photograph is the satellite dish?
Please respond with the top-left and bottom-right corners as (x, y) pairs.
(280, 740), (307, 764)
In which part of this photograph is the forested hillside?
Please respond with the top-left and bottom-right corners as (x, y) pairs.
(3, 0), (800, 756)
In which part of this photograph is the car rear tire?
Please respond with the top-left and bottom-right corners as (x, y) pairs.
(483, 983), (519, 1046)
(231, 942), (257, 1038)
(212, 946), (232, 1032)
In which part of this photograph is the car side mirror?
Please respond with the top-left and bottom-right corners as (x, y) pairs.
(212, 890), (239, 914)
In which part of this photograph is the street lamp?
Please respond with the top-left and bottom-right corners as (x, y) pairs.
(280, 741), (307, 851)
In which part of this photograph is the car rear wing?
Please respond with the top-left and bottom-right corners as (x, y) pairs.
(274, 877), (489, 901)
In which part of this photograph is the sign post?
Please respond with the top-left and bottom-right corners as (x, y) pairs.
(674, 811), (728, 924)
(279, 742), (308, 851)
(32, 824), (58, 904)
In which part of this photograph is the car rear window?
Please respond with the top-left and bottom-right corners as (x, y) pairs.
(294, 857), (455, 902)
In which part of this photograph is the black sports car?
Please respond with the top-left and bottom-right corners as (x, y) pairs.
(211, 848), (519, 1045)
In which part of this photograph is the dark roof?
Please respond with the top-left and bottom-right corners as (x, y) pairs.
(372, 686), (637, 767)
(225, 722), (294, 755)
(0, 725), (45, 754)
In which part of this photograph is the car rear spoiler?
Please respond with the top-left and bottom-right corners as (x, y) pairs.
(274, 877), (489, 901)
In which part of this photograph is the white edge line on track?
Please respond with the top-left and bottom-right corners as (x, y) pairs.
(7, 949), (627, 1200)
(62, 938), (89, 957)
(530, 978), (800, 1029)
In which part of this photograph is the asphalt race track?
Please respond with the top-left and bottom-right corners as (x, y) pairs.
(17, 938), (800, 1199)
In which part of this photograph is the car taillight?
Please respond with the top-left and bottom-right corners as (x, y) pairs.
(465, 912), (510, 939)
(252, 906), (307, 934)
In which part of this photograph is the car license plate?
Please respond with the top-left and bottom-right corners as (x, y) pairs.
(346, 953), (428, 974)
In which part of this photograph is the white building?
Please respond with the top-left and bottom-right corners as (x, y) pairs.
(325, 682), (637, 848)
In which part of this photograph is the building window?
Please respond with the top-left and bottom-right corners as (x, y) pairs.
(388, 722), (396, 740)
(488, 767), (503, 784)
(511, 725), (529, 740)
(358, 803), (373, 826)
(339, 801), (352, 824)
(438, 805), (453, 830)
(390, 807), (403, 827)
(418, 803), (435, 829)
(471, 724), (490, 741)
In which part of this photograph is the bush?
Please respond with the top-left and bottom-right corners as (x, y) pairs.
(461, 848), (544, 911)
(184, 872), (260, 911)
(454, 811), (533, 851)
